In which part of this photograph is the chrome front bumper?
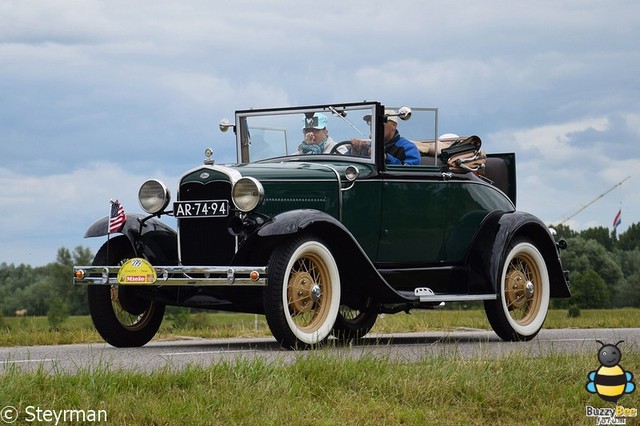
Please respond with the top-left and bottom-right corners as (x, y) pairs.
(73, 265), (268, 287)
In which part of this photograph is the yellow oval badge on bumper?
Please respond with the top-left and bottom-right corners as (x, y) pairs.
(117, 258), (157, 284)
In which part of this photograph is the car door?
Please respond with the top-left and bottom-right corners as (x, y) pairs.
(375, 167), (450, 264)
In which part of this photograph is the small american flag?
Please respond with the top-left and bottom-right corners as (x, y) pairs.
(108, 200), (126, 233)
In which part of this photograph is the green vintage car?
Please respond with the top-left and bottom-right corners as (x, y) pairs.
(73, 101), (570, 349)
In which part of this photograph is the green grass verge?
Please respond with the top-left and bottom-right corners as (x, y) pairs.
(1, 310), (638, 425)
(1, 351), (637, 425)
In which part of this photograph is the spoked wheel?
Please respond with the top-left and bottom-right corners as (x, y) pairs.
(484, 237), (549, 341)
(332, 304), (377, 341)
(87, 236), (165, 347)
(264, 235), (341, 349)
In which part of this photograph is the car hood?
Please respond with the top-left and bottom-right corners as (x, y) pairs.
(178, 161), (375, 188)
(233, 161), (366, 181)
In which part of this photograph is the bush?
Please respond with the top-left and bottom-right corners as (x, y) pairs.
(567, 305), (581, 318)
(569, 269), (610, 309)
(47, 299), (69, 329)
(165, 307), (191, 329)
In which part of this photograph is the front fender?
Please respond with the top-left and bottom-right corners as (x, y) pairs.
(468, 211), (570, 298)
(84, 213), (178, 265)
(236, 209), (348, 262)
(235, 209), (408, 304)
(255, 209), (341, 237)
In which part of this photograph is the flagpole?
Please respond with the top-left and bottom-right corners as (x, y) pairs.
(106, 199), (126, 263)
(558, 176), (630, 225)
(107, 200), (113, 264)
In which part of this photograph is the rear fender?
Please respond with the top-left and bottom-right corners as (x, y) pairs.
(84, 213), (178, 265)
(468, 211), (570, 297)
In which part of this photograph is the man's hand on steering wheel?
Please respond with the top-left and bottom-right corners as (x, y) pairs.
(347, 138), (371, 157)
(329, 141), (353, 154)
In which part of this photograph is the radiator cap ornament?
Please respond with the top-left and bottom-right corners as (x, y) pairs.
(204, 148), (214, 165)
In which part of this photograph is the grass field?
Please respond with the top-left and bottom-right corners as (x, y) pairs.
(0, 349), (637, 425)
(1, 309), (638, 425)
(1, 308), (639, 347)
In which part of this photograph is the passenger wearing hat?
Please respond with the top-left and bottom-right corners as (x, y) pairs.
(297, 113), (345, 154)
(382, 109), (420, 165)
(351, 109), (420, 165)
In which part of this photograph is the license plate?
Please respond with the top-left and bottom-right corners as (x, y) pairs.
(173, 200), (230, 218)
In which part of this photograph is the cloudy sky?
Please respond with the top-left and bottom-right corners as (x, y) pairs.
(1, 0), (639, 266)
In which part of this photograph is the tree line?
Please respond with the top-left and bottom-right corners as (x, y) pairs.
(0, 223), (639, 318)
(0, 247), (93, 321)
(552, 222), (640, 309)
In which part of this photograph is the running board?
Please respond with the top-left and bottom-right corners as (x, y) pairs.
(413, 287), (497, 303)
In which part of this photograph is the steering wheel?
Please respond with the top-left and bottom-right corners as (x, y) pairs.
(329, 140), (353, 155)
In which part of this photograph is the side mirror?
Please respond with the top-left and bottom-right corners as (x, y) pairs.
(219, 118), (235, 132)
(397, 106), (412, 121)
(384, 106), (412, 122)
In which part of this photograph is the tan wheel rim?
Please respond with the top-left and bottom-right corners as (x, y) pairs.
(110, 285), (157, 331)
(504, 252), (542, 326)
(287, 252), (332, 333)
(106, 258), (157, 332)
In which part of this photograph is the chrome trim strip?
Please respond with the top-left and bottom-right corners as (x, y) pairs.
(303, 163), (345, 221)
(419, 294), (496, 303)
(73, 265), (267, 287)
(179, 164), (244, 185)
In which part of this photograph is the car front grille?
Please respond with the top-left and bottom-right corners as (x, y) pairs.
(177, 180), (235, 265)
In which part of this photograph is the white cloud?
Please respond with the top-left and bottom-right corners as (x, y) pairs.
(0, 164), (178, 265)
(494, 117), (610, 159)
(623, 112), (640, 135)
(486, 114), (639, 231)
(0, 0), (114, 43)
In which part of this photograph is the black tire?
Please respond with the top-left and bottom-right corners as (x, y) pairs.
(332, 305), (377, 341)
(87, 236), (165, 347)
(264, 235), (341, 349)
(484, 237), (550, 341)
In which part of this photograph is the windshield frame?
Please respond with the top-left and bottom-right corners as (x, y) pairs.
(234, 101), (381, 164)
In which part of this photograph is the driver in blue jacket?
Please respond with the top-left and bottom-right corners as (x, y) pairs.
(351, 109), (420, 165)
(382, 109), (420, 165)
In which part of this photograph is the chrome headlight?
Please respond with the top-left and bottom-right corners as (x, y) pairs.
(232, 177), (264, 212)
(138, 179), (171, 214)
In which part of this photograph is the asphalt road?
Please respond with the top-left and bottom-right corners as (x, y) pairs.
(1, 328), (638, 374)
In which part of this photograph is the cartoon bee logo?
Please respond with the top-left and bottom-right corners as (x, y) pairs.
(586, 340), (635, 403)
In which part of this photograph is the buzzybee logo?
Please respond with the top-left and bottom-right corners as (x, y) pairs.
(584, 340), (637, 425)
(586, 340), (635, 403)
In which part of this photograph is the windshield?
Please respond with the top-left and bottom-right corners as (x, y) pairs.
(236, 104), (377, 163)
(233, 103), (441, 166)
